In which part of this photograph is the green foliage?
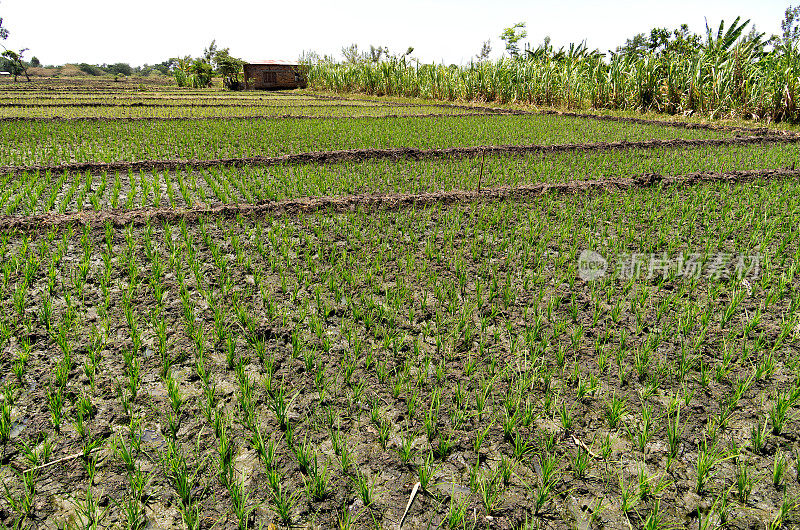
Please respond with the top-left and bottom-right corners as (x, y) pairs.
(188, 59), (213, 88)
(170, 41), (244, 89)
(616, 24), (701, 58)
(212, 48), (244, 90)
(2, 48), (29, 82)
(500, 22), (527, 57)
(780, 5), (800, 49)
(307, 20), (800, 122)
(106, 62), (133, 76)
(78, 62), (105, 76)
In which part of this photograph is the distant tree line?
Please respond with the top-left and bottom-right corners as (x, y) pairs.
(66, 62), (169, 77)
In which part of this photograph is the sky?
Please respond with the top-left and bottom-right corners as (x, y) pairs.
(0, 0), (795, 66)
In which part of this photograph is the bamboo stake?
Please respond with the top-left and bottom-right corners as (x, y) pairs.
(398, 482), (420, 529)
(23, 447), (100, 475)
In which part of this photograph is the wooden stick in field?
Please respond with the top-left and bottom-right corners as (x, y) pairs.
(478, 148), (485, 192)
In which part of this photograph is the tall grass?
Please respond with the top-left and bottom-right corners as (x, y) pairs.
(305, 45), (800, 122)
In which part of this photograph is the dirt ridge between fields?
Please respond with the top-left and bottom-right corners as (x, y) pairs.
(1, 135), (797, 176)
(1, 167), (797, 231)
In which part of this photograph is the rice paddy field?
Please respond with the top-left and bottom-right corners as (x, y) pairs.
(1, 79), (800, 530)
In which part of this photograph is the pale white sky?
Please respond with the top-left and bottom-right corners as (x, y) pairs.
(1, 0), (794, 66)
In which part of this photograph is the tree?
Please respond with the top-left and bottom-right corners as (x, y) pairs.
(500, 22), (527, 57)
(153, 60), (172, 76)
(172, 56), (191, 86)
(107, 62), (132, 76)
(212, 48), (244, 89)
(29, 56), (39, 68)
(368, 45), (388, 63)
(341, 43), (360, 63)
(203, 40), (218, 63)
(187, 58), (212, 87)
(616, 24), (701, 58)
(779, 5), (800, 50)
(78, 63), (104, 76)
(476, 40), (492, 61)
(704, 16), (751, 54)
(2, 48), (29, 81)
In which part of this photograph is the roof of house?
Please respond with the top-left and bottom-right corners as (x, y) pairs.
(245, 60), (299, 66)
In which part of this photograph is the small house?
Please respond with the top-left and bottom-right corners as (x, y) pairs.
(243, 60), (306, 90)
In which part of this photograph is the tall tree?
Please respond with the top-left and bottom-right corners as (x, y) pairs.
(341, 43), (360, 63)
(203, 40), (218, 63)
(500, 22), (527, 57)
(2, 48), (30, 81)
(617, 24), (701, 58)
(212, 48), (244, 89)
(476, 40), (492, 61)
(780, 5), (800, 49)
(368, 45), (388, 63)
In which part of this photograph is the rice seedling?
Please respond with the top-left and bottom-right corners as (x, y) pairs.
(751, 417), (769, 454)
(444, 489), (469, 529)
(304, 456), (331, 501)
(770, 391), (793, 435)
(604, 394), (626, 430)
(416, 451), (442, 491)
(696, 444), (734, 494)
(2, 468), (36, 524)
(774, 451), (788, 489)
(476, 469), (503, 516)
(352, 471), (376, 507)
(271, 481), (301, 526)
(397, 430), (416, 465)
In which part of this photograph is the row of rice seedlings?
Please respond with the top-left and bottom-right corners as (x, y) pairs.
(0, 112), (731, 166)
(0, 96), (376, 107)
(0, 103), (489, 120)
(2, 141), (799, 216)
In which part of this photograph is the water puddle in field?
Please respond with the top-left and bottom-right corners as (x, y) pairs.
(433, 483), (471, 496)
(10, 418), (27, 439)
(140, 428), (167, 450)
